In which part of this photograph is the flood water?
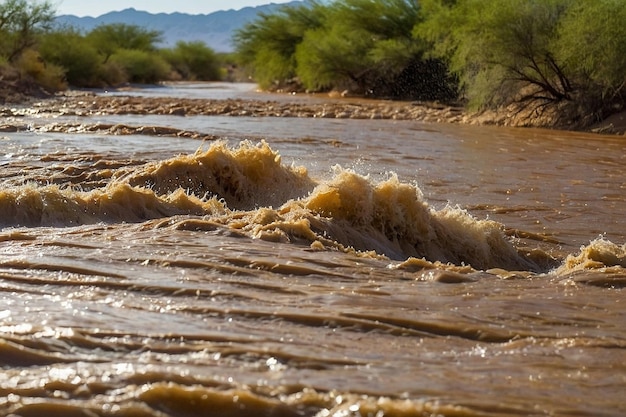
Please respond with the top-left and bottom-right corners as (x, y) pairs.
(1, 82), (625, 416)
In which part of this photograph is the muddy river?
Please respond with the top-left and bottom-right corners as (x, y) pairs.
(0, 82), (625, 416)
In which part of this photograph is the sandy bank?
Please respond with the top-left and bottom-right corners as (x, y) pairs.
(2, 89), (625, 135)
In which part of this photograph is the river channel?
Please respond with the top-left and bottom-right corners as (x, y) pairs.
(0, 82), (625, 416)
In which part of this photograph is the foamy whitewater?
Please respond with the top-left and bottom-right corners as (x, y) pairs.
(1, 83), (625, 416)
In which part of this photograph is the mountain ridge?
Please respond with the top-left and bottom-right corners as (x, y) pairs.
(55, 2), (303, 53)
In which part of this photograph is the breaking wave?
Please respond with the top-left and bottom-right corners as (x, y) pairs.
(1, 140), (623, 274)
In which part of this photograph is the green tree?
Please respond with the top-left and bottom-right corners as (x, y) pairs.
(38, 27), (102, 86)
(233, 1), (327, 89)
(416, 0), (574, 109)
(235, 0), (455, 100)
(555, 0), (626, 117)
(161, 41), (221, 81)
(339, 0), (420, 40)
(87, 23), (162, 64)
(295, 22), (373, 92)
(295, 0), (432, 96)
(0, 0), (55, 61)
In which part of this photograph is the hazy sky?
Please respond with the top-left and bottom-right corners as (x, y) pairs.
(54, 1), (297, 17)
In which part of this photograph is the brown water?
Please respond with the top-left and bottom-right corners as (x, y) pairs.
(1, 83), (625, 416)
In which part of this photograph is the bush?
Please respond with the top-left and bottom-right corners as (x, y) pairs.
(295, 0), (433, 97)
(98, 60), (128, 86)
(15, 48), (66, 92)
(295, 24), (373, 92)
(161, 41), (221, 81)
(38, 27), (102, 87)
(416, 0), (574, 110)
(0, 0), (55, 62)
(415, 0), (626, 125)
(87, 23), (162, 64)
(233, 1), (327, 89)
(555, 0), (626, 116)
(110, 49), (171, 84)
(235, 0), (456, 100)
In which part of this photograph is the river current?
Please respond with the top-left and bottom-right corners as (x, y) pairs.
(1, 82), (625, 416)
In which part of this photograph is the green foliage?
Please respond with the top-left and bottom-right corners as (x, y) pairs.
(296, 23), (373, 92)
(98, 60), (127, 86)
(0, 0), (55, 61)
(414, 0), (626, 123)
(87, 23), (162, 63)
(161, 41), (221, 81)
(235, 0), (456, 100)
(235, 0), (456, 99)
(110, 49), (171, 84)
(328, 0), (429, 95)
(15, 48), (66, 91)
(0, 5), (225, 91)
(38, 23), (167, 88)
(294, 1), (390, 92)
(555, 0), (626, 102)
(416, 0), (574, 109)
(38, 27), (102, 86)
(37, 22), (223, 87)
(3, 0), (621, 128)
(33, 21), (223, 88)
(233, 1), (327, 89)
(333, 0), (421, 43)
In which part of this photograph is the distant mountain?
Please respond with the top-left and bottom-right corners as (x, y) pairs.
(54, 2), (303, 53)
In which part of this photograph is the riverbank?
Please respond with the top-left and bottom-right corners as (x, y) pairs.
(2, 85), (625, 135)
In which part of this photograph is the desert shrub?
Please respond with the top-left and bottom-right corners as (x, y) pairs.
(234, 1), (327, 89)
(554, 0), (626, 118)
(98, 60), (128, 86)
(295, 23), (372, 92)
(87, 23), (162, 63)
(416, 0), (574, 110)
(0, 57), (19, 81)
(110, 49), (171, 84)
(14, 48), (66, 92)
(295, 0), (432, 97)
(0, 0), (55, 62)
(161, 41), (221, 81)
(415, 0), (625, 125)
(38, 27), (102, 87)
(235, 0), (456, 100)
